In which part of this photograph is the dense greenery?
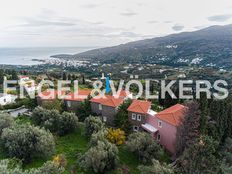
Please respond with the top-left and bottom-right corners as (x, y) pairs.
(41, 99), (62, 111)
(1, 124), (55, 163)
(175, 96), (232, 173)
(127, 132), (164, 164)
(83, 116), (105, 138)
(138, 159), (174, 174)
(0, 159), (64, 174)
(79, 140), (119, 173)
(177, 135), (219, 174)
(1, 66), (232, 173)
(32, 107), (78, 136)
(76, 96), (92, 122)
(176, 101), (200, 157)
(114, 99), (132, 133)
(0, 113), (14, 134)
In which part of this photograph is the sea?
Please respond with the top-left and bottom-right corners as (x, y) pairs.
(0, 47), (95, 65)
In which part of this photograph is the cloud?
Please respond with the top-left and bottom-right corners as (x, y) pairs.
(92, 22), (104, 25)
(81, 3), (101, 9)
(106, 31), (142, 38)
(148, 20), (158, 24)
(207, 14), (232, 22)
(120, 11), (138, 17)
(172, 24), (184, 31)
(20, 18), (76, 27)
(164, 21), (172, 23)
(17, 10), (76, 27)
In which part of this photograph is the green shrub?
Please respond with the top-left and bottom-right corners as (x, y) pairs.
(79, 140), (118, 173)
(32, 107), (78, 136)
(0, 113), (14, 134)
(127, 132), (164, 164)
(1, 124), (55, 163)
(138, 159), (174, 174)
(84, 116), (104, 138)
(0, 159), (64, 174)
(28, 161), (64, 174)
(58, 112), (78, 136)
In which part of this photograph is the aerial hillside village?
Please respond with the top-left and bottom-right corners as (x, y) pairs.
(0, 73), (232, 174)
(2, 0), (232, 173)
(37, 87), (187, 155)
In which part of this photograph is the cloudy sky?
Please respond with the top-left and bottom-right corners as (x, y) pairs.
(0, 0), (232, 47)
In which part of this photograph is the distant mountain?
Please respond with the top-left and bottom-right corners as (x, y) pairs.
(63, 25), (232, 68)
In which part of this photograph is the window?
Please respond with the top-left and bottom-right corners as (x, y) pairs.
(137, 114), (141, 121)
(133, 126), (139, 132)
(158, 121), (162, 128)
(157, 133), (161, 141)
(132, 113), (136, 120)
(103, 116), (107, 122)
(67, 101), (71, 107)
(99, 104), (102, 110)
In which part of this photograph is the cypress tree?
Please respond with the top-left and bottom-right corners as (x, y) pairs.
(199, 94), (209, 134)
(176, 101), (201, 157)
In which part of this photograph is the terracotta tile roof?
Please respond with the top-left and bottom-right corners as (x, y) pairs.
(90, 96), (107, 104)
(19, 76), (29, 79)
(37, 90), (65, 100)
(127, 100), (151, 114)
(101, 96), (124, 107)
(65, 89), (92, 102)
(112, 90), (130, 98)
(156, 104), (187, 126)
(90, 95), (124, 107)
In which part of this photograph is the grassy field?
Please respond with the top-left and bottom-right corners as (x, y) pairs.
(0, 116), (141, 174)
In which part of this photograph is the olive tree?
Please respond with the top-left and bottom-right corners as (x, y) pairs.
(79, 140), (118, 173)
(0, 113), (14, 134)
(28, 161), (64, 174)
(127, 132), (164, 164)
(0, 160), (64, 174)
(0, 159), (24, 174)
(57, 112), (78, 136)
(89, 129), (108, 147)
(84, 116), (104, 138)
(32, 107), (78, 136)
(138, 159), (174, 174)
(1, 124), (55, 163)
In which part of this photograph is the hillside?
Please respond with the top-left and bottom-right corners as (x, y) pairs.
(66, 24), (232, 68)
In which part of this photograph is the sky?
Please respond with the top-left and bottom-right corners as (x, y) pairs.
(0, 0), (232, 47)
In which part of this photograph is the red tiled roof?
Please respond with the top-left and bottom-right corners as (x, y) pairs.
(156, 104), (187, 126)
(37, 90), (65, 100)
(65, 89), (92, 102)
(101, 96), (124, 107)
(112, 90), (130, 98)
(127, 100), (151, 114)
(90, 95), (124, 107)
(20, 76), (29, 79)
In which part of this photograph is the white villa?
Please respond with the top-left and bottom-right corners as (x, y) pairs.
(0, 94), (17, 106)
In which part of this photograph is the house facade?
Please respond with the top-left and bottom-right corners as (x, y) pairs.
(90, 90), (131, 126)
(64, 89), (92, 112)
(90, 97), (105, 115)
(142, 104), (187, 154)
(37, 90), (65, 106)
(127, 100), (154, 131)
(90, 95), (124, 126)
(127, 99), (187, 154)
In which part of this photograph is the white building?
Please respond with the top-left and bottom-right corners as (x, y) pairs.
(19, 76), (30, 84)
(0, 94), (16, 106)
